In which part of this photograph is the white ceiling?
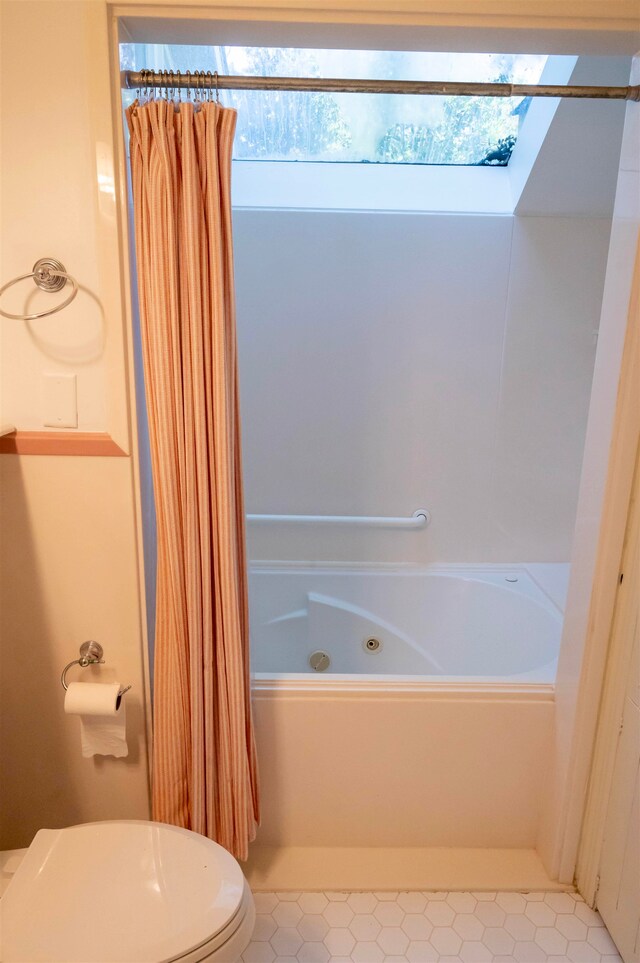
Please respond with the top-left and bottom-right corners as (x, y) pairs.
(120, 16), (640, 55)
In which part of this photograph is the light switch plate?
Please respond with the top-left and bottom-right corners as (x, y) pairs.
(43, 373), (78, 428)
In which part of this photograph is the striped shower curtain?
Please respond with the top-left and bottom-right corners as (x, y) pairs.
(126, 98), (260, 860)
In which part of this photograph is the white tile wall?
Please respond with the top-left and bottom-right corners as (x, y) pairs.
(243, 891), (622, 962)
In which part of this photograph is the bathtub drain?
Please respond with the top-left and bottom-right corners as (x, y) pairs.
(309, 650), (331, 672)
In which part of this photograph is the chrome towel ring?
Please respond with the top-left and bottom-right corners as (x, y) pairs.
(0, 257), (78, 320)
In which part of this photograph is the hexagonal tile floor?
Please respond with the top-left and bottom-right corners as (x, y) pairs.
(243, 891), (621, 963)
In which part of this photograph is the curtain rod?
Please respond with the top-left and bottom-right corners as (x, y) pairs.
(124, 70), (640, 100)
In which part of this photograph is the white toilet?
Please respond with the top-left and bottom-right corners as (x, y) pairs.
(0, 820), (256, 962)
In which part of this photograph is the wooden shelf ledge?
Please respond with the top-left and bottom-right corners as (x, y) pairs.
(0, 431), (127, 456)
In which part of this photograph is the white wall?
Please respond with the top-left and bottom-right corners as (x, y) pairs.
(512, 56), (629, 216)
(538, 67), (640, 881)
(0, 0), (150, 849)
(0, 8), (106, 431)
(0, 1), (130, 440)
(235, 209), (611, 563)
(0, 456), (151, 847)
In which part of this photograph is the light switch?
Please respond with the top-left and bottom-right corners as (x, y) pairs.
(43, 373), (78, 428)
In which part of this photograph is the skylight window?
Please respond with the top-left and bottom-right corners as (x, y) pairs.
(121, 45), (547, 166)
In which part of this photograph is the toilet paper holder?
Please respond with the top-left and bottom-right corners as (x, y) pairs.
(61, 641), (132, 705)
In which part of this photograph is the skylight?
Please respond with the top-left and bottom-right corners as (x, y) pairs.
(121, 45), (547, 166)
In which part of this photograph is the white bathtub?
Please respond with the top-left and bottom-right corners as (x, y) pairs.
(249, 563), (566, 683)
(248, 562), (565, 862)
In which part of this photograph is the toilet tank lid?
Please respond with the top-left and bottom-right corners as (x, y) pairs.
(0, 820), (246, 963)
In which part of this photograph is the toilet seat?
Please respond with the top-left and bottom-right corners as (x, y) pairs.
(0, 820), (255, 963)
(163, 882), (255, 963)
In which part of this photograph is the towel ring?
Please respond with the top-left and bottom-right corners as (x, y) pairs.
(0, 258), (78, 321)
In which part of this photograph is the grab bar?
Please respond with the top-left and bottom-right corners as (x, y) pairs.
(246, 509), (430, 529)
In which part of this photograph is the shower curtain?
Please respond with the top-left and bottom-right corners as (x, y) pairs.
(126, 98), (259, 860)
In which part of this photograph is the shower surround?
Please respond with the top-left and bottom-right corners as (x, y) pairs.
(234, 206), (607, 881)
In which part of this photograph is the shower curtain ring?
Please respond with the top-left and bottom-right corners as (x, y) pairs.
(214, 71), (220, 103)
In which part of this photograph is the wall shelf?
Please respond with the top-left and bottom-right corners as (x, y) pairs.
(0, 431), (127, 457)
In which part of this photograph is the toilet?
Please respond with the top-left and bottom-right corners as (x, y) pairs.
(0, 820), (256, 962)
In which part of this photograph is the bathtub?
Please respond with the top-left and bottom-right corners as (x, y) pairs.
(247, 562), (565, 867)
(248, 563), (565, 683)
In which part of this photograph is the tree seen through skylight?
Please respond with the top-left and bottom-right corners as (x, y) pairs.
(121, 45), (547, 166)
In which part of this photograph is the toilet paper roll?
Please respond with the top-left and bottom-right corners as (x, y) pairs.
(64, 682), (128, 758)
(64, 682), (121, 717)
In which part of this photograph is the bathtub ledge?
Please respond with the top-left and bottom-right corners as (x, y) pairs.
(252, 676), (555, 701)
